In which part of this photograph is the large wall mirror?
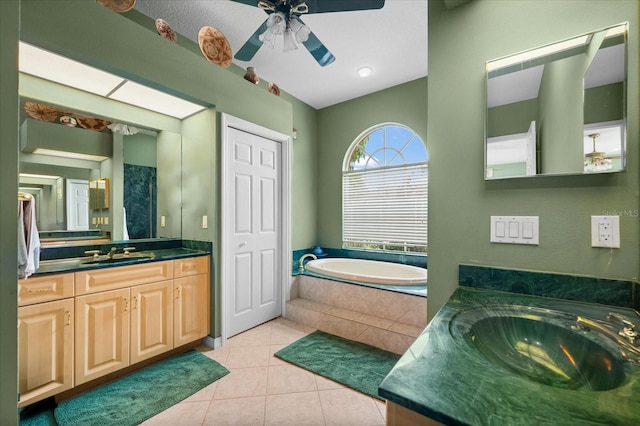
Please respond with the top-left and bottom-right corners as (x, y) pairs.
(485, 23), (627, 179)
(18, 42), (206, 245)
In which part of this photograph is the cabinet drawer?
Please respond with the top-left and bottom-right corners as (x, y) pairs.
(19, 273), (74, 307)
(75, 261), (173, 296)
(173, 256), (209, 278)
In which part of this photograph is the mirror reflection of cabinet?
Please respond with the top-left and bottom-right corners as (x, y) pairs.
(89, 177), (109, 209)
(485, 23), (627, 179)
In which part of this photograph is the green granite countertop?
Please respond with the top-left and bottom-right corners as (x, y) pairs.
(379, 286), (640, 425)
(35, 248), (209, 275)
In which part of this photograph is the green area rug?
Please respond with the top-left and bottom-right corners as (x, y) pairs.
(274, 330), (401, 400)
(20, 349), (229, 426)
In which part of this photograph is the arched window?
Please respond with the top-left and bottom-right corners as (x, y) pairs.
(343, 123), (427, 253)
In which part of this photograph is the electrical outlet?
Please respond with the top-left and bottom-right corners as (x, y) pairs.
(591, 215), (620, 248)
(161, 216), (166, 227)
(202, 215), (208, 229)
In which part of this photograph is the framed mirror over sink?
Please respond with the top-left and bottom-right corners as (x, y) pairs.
(485, 23), (627, 180)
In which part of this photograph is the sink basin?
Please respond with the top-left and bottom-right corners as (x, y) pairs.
(470, 315), (626, 391)
(81, 253), (154, 265)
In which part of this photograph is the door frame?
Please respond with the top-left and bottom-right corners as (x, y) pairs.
(220, 113), (291, 345)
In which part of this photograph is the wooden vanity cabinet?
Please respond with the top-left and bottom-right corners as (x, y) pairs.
(74, 257), (209, 385)
(74, 288), (130, 385)
(173, 256), (210, 346)
(19, 255), (210, 403)
(18, 296), (74, 407)
(130, 280), (174, 364)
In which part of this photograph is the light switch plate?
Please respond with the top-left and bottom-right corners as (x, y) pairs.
(591, 215), (620, 248)
(490, 216), (539, 245)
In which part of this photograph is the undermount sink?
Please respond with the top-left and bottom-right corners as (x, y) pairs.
(469, 315), (626, 391)
(81, 253), (154, 264)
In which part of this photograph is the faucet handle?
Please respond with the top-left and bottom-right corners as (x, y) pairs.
(84, 249), (101, 258)
(608, 312), (636, 329)
(123, 247), (136, 255)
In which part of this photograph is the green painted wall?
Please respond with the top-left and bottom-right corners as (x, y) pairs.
(124, 133), (157, 167)
(316, 78), (428, 247)
(0, 1), (305, 420)
(0, 0), (19, 422)
(427, 0), (639, 321)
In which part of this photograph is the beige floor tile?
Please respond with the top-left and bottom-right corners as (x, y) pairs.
(374, 398), (387, 422)
(203, 396), (266, 425)
(197, 345), (231, 365)
(141, 400), (210, 425)
(213, 366), (268, 399)
(182, 380), (219, 402)
(225, 322), (272, 347)
(267, 364), (317, 395)
(269, 344), (288, 365)
(265, 391), (326, 426)
(314, 374), (345, 391)
(318, 388), (386, 425)
(270, 318), (309, 345)
(224, 345), (271, 368)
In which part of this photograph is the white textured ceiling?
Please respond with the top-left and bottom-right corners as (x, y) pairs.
(134, 0), (428, 109)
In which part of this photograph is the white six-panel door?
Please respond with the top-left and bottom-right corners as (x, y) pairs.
(66, 179), (89, 230)
(222, 117), (289, 339)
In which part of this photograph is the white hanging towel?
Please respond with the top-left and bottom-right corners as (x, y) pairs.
(18, 197), (41, 278)
(123, 206), (130, 240)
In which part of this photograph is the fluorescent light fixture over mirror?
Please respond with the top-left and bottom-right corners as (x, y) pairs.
(32, 148), (109, 162)
(19, 173), (61, 180)
(18, 42), (207, 119)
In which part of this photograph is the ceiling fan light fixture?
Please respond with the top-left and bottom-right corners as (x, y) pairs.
(289, 18), (310, 43)
(357, 66), (373, 78)
(283, 28), (299, 52)
(260, 12), (286, 48)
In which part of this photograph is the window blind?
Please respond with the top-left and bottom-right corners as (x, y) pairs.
(343, 164), (428, 249)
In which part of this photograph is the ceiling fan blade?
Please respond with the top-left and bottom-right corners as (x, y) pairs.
(299, 0), (384, 14)
(296, 18), (335, 66)
(227, 0), (263, 7)
(234, 19), (269, 62)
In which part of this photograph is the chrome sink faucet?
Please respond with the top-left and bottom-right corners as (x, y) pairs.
(607, 312), (639, 345)
(107, 247), (118, 259)
(298, 253), (317, 271)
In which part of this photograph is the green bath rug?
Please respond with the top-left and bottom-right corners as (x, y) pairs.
(275, 330), (401, 400)
(53, 349), (229, 426)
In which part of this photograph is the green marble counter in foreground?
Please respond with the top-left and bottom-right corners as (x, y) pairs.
(379, 287), (640, 425)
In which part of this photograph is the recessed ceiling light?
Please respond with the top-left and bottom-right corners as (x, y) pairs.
(356, 66), (373, 78)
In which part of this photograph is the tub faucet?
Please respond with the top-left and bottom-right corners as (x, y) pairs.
(298, 253), (317, 271)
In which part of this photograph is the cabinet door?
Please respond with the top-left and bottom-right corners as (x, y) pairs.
(130, 280), (174, 364)
(18, 298), (74, 407)
(174, 274), (209, 347)
(75, 288), (130, 385)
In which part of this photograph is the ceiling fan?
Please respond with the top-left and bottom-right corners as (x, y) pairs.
(231, 0), (385, 66)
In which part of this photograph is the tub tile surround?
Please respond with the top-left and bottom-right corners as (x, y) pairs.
(285, 275), (426, 354)
(459, 264), (636, 308)
(379, 286), (640, 425)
